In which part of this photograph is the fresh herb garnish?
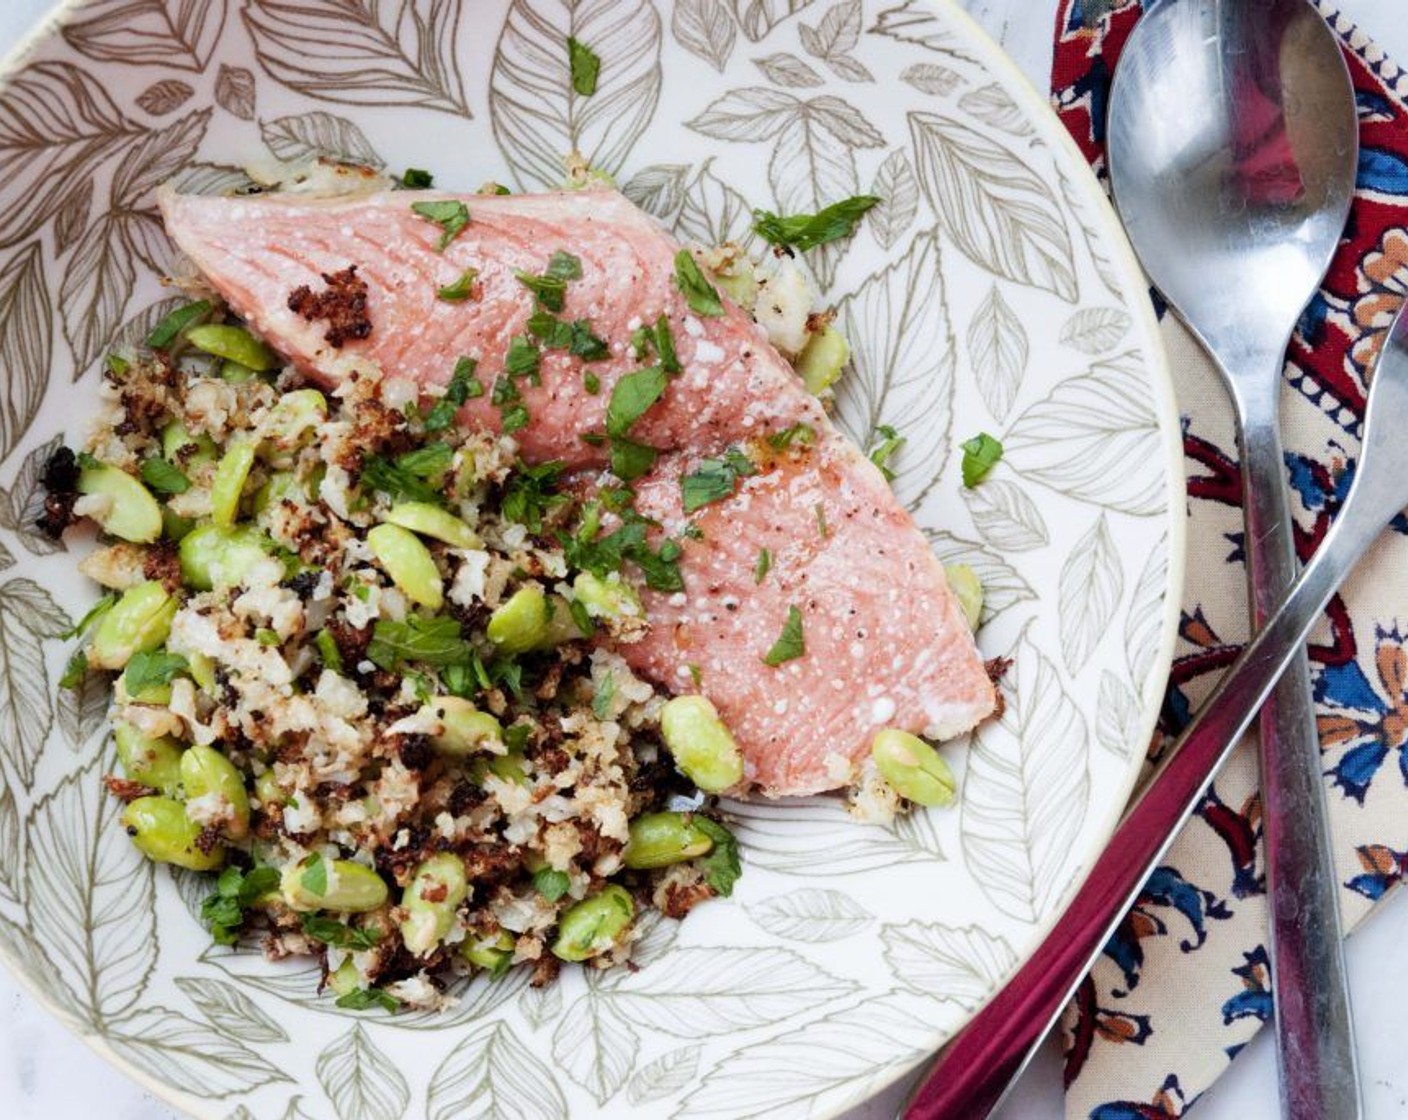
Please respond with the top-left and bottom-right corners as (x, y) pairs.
(335, 988), (400, 1013)
(754, 548), (771, 584)
(411, 200), (471, 251)
(693, 817), (741, 896)
(146, 300), (211, 349)
(583, 372), (601, 395)
(314, 629), (344, 673)
(673, 250), (724, 317)
(767, 423), (816, 451)
(609, 438), (658, 481)
(502, 460), (567, 532)
(868, 424), (906, 481)
(401, 168), (434, 189)
(302, 914), (381, 951)
(632, 313), (682, 374)
(59, 649), (89, 690)
(565, 514), (684, 592)
(752, 195), (881, 252)
(960, 432), (1003, 488)
(532, 867), (571, 902)
(361, 454), (442, 505)
(122, 650), (189, 696)
(300, 853), (328, 898)
(569, 321), (609, 361)
(367, 614), (471, 669)
(546, 251), (583, 281)
(605, 367), (667, 437)
(424, 357), (483, 432)
(437, 267), (479, 302)
(515, 270), (568, 313)
(592, 671), (616, 719)
(568, 37), (601, 96)
(526, 311), (608, 361)
(501, 405), (530, 434)
(762, 605), (805, 666)
(201, 865), (280, 946)
(61, 593), (117, 640)
(681, 447), (754, 513)
(505, 335), (541, 380)
(139, 456), (191, 495)
(106, 354), (131, 377)
(814, 502), (828, 538)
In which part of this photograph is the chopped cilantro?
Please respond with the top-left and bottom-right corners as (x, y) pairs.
(592, 671), (616, 719)
(139, 456), (190, 495)
(693, 817), (741, 896)
(360, 443), (449, 504)
(424, 357), (482, 432)
(960, 432), (1004, 488)
(61, 593), (117, 640)
(59, 649), (89, 690)
(565, 514), (684, 593)
(501, 460), (567, 532)
(569, 321), (609, 361)
(680, 447), (754, 513)
(609, 438), (658, 481)
(335, 988), (400, 1013)
(411, 200), (470, 251)
(491, 374), (521, 407)
(568, 37), (601, 96)
(122, 650), (188, 696)
(868, 424), (906, 480)
(752, 195), (881, 252)
(437, 267), (479, 301)
(314, 629), (343, 673)
(401, 167), (434, 189)
(302, 914), (382, 951)
(673, 250), (724, 317)
(367, 614), (471, 669)
(300, 853), (328, 897)
(146, 300), (211, 349)
(526, 309), (573, 348)
(567, 596), (594, 637)
(605, 367), (667, 438)
(767, 423), (816, 451)
(648, 314), (681, 374)
(505, 335), (540, 380)
(762, 605), (805, 666)
(201, 865), (280, 946)
(515, 270), (568, 313)
(393, 441), (453, 482)
(754, 548), (771, 584)
(583, 371), (601, 395)
(686, 663), (702, 688)
(546, 251), (583, 281)
(106, 354), (131, 377)
(501, 405), (530, 434)
(532, 867), (571, 902)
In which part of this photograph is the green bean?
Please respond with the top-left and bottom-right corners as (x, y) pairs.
(89, 581), (178, 670)
(551, 884), (635, 962)
(179, 743), (251, 841)
(184, 324), (280, 372)
(122, 796), (225, 871)
(795, 324), (849, 395)
(210, 440), (257, 527)
(399, 852), (469, 956)
(870, 728), (956, 807)
(572, 572), (642, 621)
(486, 586), (551, 654)
(112, 721), (182, 796)
(461, 930), (515, 974)
(178, 523), (276, 590)
(623, 812), (716, 870)
(943, 564), (984, 630)
(281, 855), (389, 913)
(366, 523), (444, 610)
(425, 697), (504, 756)
(383, 502), (481, 549)
(76, 463), (163, 544)
(659, 695), (745, 792)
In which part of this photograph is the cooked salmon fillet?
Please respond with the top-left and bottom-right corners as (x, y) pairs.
(158, 185), (996, 797)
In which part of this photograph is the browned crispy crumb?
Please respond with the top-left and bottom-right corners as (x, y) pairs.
(143, 539), (183, 592)
(103, 776), (156, 802)
(287, 265), (372, 348)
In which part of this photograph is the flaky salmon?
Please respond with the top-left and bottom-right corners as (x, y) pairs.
(158, 185), (995, 797)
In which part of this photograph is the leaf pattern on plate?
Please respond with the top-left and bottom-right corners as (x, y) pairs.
(427, 1020), (567, 1120)
(108, 1006), (287, 1098)
(0, 579), (67, 790)
(747, 887), (874, 942)
(1004, 353), (1165, 515)
(0, 244), (51, 464)
(215, 65), (257, 120)
(880, 921), (1017, 1008)
(910, 111), (1078, 301)
(0, 912), (87, 1023)
(175, 976), (291, 1044)
(260, 112), (385, 169)
(24, 759), (156, 1020)
(867, 149), (919, 250)
(835, 233), (954, 508)
(963, 478), (1050, 553)
(677, 160), (760, 254)
(673, 0), (737, 73)
(552, 995), (638, 1104)
(517, 973), (562, 1030)
(627, 1044), (702, 1105)
(730, 0), (815, 42)
(799, 0), (874, 83)
(1056, 161), (1123, 299)
(315, 1023), (409, 1120)
(136, 79), (196, 116)
(62, 0), (227, 72)
(958, 82), (1032, 138)
(491, 0), (662, 189)
(1126, 534), (1170, 689)
(0, 786), (20, 904)
(723, 793), (943, 874)
(56, 669), (109, 752)
(926, 531), (1037, 625)
(754, 52), (825, 88)
(244, 0), (470, 116)
(675, 992), (941, 1118)
(966, 282), (1028, 422)
(902, 61), (963, 97)
(52, 181), (93, 257)
(869, 1), (978, 62)
(1060, 306), (1133, 355)
(1096, 668), (1142, 760)
(622, 163), (692, 221)
(1058, 512), (1124, 672)
(962, 633), (1091, 922)
(0, 434), (68, 556)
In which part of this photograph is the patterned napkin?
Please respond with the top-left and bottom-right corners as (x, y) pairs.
(1048, 2), (1408, 1116)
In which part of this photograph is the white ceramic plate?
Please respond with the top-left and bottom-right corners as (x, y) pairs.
(0, 1), (1183, 1117)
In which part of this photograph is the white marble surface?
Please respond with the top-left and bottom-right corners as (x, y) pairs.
(2, 1), (1407, 1118)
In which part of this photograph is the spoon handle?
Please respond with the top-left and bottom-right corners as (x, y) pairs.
(1236, 383), (1360, 1119)
(900, 478), (1397, 1120)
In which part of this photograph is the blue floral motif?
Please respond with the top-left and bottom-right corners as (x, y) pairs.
(1345, 843), (1408, 901)
(1090, 1074), (1191, 1120)
(1221, 946), (1273, 1029)
(1316, 626), (1408, 803)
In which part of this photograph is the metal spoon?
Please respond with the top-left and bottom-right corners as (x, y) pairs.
(900, 281), (1408, 1120)
(1109, 3), (1360, 1115)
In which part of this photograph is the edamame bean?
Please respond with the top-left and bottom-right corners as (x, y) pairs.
(461, 930), (515, 974)
(870, 728), (956, 807)
(113, 721), (183, 796)
(211, 440), (257, 527)
(220, 361), (257, 384)
(384, 502), (481, 549)
(184, 324), (280, 372)
(327, 957), (361, 997)
(254, 769), (286, 809)
(943, 564), (984, 631)
(281, 855), (389, 912)
(713, 258), (757, 310)
(659, 695), (745, 792)
(366, 523), (444, 610)
(623, 812), (716, 870)
(178, 524), (276, 590)
(76, 463), (163, 543)
(122, 796), (225, 870)
(114, 674), (173, 707)
(486, 586), (550, 654)
(179, 743), (251, 841)
(551, 884), (635, 962)
(572, 572), (642, 620)
(795, 324), (849, 395)
(161, 422), (216, 465)
(425, 697), (504, 756)
(399, 853), (469, 956)
(89, 581), (178, 670)
(253, 471), (306, 513)
(470, 750), (529, 787)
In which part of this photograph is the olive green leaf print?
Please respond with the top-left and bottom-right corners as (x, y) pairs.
(552, 996), (639, 1103)
(869, 1), (979, 63)
(966, 283), (1028, 422)
(55, 668), (109, 752)
(747, 888), (875, 942)
(755, 52), (826, 88)
(1059, 513), (1125, 671)
(902, 61), (963, 96)
(672, 0), (737, 73)
(0, 787), (20, 904)
(315, 1023), (409, 1120)
(725, 793), (944, 874)
(107, 1005), (287, 1097)
(62, 0), (227, 71)
(0, 244), (51, 462)
(1126, 537), (1171, 686)
(428, 1020), (568, 1120)
(627, 1044), (703, 1105)
(1097, 669), (1143, 761)
(517, 974), (563, 1029)
(880, 921), (1017, 1009)
(260, 112), (385, 169)
(867, 149), (919, 250)
(1060, 306), (1134, 355)
(0, 433), (60, 555)
(622, 163), (692, 219)
(0, 579), (69, 788)
(175, 976), (291, 1044)
(799, 0), (874, 83)
(958, 83), (1033, 139)
(962, 479), (1050, 553)
(730, 0), (816, 42)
